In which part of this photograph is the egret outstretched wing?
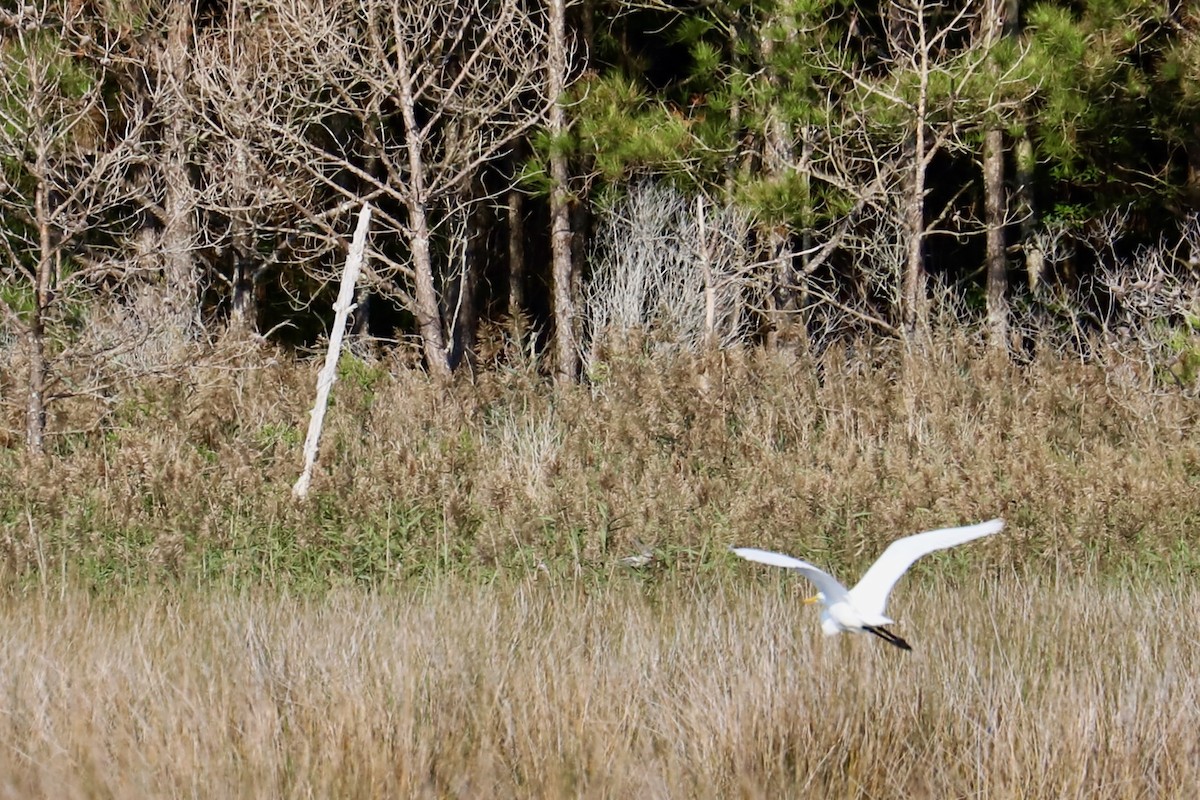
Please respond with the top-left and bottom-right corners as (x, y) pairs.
(847, 519), (1004, 617)
(730, 547), (850, 603)
(731, 519), (1004, 650)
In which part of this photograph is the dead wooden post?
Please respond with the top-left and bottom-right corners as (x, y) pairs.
(699, 195), (716, 350)
(292, 203), (372, 500)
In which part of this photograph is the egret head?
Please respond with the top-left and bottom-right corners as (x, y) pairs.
(803, 592), (825, 606)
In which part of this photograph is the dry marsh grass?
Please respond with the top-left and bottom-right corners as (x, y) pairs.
(1, 339), (1198, 585)
(0, 573), (1197, 798)
(0, 339), (1198, 796)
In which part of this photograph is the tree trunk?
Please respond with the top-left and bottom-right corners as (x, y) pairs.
(395, 40), (450, 379)
(725, 31), (743, 196)
(229, 252), (256, 331)
(25, 311), (47, 455)
(982, 0), (1010, 350)
(26, 163), (52, 455)
(160, 0), (198, 338)
(507, 184), (526, 343)
(983, 126), (1008, 349)
(760, 9), (802, 349)
(227, 123), (258, 331)
(292, 203), (372, 500)
(549, 0), (577, 385)
(902, 140), (928, 339)
(548, 7), (575, 383)
(797, 129), (814, 316)
(448, 179), (485, 370)
(1015, 124), (1042, 293)
(408, 199), (450, 379)
(901, 5), (932, 341)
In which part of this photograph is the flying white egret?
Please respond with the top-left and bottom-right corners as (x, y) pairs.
(732, 518), (1004, 651)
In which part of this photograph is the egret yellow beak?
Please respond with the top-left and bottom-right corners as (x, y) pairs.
(803, 595), (820, 605)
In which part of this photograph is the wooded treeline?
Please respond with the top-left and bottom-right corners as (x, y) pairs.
(2, 0), (1199, 451)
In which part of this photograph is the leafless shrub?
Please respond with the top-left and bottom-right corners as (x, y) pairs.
(1031, 218), (1078, 279)
(585, 182), (753, 367)
(77, 284), (202, 376)
(1092, 212), (1200, 394)
(0, 326), (15, 375)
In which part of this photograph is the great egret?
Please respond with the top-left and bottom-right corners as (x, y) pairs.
(732, 518), (1004, 650)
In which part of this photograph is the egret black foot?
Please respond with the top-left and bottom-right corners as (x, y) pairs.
(864, 625), (912, 651)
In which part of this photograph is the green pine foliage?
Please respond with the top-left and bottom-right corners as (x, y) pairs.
(0, 31), (99, 145)
(1024, 0), (1182, 210)
(570, 73), (696, 184)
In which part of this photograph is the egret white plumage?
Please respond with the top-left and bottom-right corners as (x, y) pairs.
(732, 518), (1004, 651)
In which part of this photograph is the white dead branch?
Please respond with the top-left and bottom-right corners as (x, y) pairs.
(292, 203), (372, 500)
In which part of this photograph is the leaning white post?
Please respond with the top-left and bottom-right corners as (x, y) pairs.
(698, 195), (716, 349)
(292, 203), (372, 500)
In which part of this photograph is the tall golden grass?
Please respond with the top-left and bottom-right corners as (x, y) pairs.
(1, 338), (1198, 583)
(0, 338), (1198, 795)
(0, 572), (1196, 798)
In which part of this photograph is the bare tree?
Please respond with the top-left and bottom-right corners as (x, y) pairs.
(191, 1), (321, 333)
(0, 4), (153, 452)
(784, 0), (1031, 343)
(886, 0), (976, 338)
(266, 0), (556, 379)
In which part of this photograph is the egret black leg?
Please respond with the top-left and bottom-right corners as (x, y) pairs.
(864, 625), (912, 651)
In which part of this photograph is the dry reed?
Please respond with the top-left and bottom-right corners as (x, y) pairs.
(0, 339), (1197, 796)
(1, 339), (1197, 583)
(0, 572), (1196, 798)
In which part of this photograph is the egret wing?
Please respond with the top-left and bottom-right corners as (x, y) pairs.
(847, 519), (1004, 617)
(731, 547), (850, 602)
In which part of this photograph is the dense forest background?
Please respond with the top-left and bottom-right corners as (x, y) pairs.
(2, 0), (1199, 452)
